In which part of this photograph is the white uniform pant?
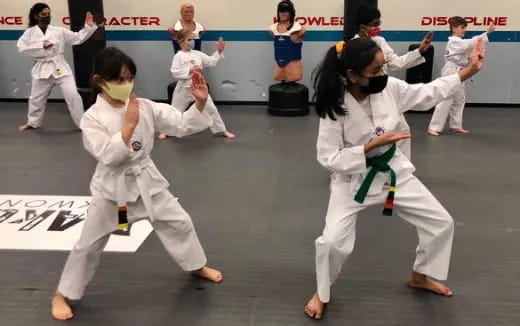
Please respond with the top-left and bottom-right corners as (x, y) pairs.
(315, 175), (454, 303)
(57, 190), (207, 300)
(172, 85), (226, 134)
(27, 74), (84, 128)
(428, 83), (466, 132)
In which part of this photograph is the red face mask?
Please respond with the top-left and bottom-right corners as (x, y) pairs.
(368, 27), (381, 37)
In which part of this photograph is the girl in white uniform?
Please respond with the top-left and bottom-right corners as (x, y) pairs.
(427, 17), (494, 136)
(160, 30), (235, 139)
(17, 3), (98, 131)
(304, 38), (485, 319)
(51, 47), (223, 321)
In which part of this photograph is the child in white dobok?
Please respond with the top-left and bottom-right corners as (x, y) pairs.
(159, 29), (235, 140)
(17, 3), (97, 131)
(51, 47), (223, 321)
(304, 38), (486, 320)
(427, 17), (494, 136)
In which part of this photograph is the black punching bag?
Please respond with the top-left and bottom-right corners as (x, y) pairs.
(268, 83), (309, 116)
(406, 44), (434, 84)
(67, 0), (106, 110)
(406, 44), (434, 111)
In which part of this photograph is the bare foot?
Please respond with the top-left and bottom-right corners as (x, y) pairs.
(452, 128), (469, 134)
(19, 124), (35, 131)
(51, 292), (74, 320)
(304, 293), (326, 320)
(222, 131), (235, 139)
(407, 271), (453, 297)
(192, 266), (223, 283)
(158, 133), (168, 140)
(427, 129), (440, 136)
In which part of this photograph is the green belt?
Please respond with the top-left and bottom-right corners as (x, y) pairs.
(354, 143), (397, 216)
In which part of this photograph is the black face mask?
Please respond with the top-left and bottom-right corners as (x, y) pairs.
(360, 74), (388, 94)
(39, 16), (51, 25)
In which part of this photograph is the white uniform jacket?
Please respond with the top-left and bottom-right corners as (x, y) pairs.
(317, 74), (461, 196)
(80, 96), (212, 216)
(17, 24), (98, 80)
(170, 50), (223, 88)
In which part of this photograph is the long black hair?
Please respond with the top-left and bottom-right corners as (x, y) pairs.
(277, 0), (296, 30)
(28, 2), (50, 27)
(90, 47), (137, 102)
(312, 38), (381, 120)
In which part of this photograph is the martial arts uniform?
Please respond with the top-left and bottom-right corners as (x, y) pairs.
(352, 34), (426, 71)
(270, 22), (304, 82)
(353, 34), (426, 159)
(428, 33), (489, 132)
(57, 95), (212, 300)
(170, 50), (226, 134)
(17, 23), (97, 128)
(314, 74), (461, 303)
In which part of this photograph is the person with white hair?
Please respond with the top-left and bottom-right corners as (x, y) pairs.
(167, 2), (205, 53)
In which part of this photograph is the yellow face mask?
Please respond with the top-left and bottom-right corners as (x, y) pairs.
(102, 81), (134, 102)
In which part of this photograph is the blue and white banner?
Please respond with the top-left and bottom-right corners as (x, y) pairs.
(0, 0), (517, 41)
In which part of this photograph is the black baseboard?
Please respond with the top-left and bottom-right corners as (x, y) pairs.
(465, 103), (520, 108)
(0, 99), (273, 106)
(214, 101), (269, 106)
(406, 102), (520, 113)
(0, 98), (65, 103)
(2, 98), (520, 108)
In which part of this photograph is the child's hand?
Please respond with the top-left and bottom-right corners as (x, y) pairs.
(419, 31), (433, 53)
(217, 37), (225, 54)
(458, 37), (486, 82)
(471, 37), (486, 70)
(125, 94), (140, 126)
(191, 70), (208, 111)
(486, 23), (495, 35)
(365, 132), (411, 153)
(43, 40), (54, 49)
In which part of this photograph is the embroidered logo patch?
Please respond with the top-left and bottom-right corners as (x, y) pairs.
(374, 127), (386, 136)
(131, 141), (142, 151)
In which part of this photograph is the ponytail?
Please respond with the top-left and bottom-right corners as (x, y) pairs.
(312, 38), (381, 120)
(312, 46), (346, 120)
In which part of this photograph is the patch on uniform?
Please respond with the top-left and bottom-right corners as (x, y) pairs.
(190, 60), (196, 64)
(131, 141), (142, 151)
(374, 126), (386, 136)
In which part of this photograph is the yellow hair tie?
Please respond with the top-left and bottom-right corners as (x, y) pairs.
(336, 41), (345, 54)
